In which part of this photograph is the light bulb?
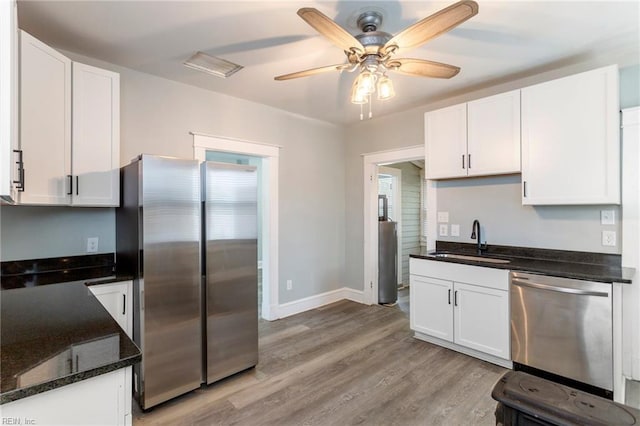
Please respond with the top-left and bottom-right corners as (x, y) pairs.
(377, 75), (395, 100)
(355, 70), (377, 95)
(350, 78), (368, 104)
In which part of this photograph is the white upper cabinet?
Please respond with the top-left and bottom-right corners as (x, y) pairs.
(467, 90), (521, 177)
(72, 63), (120, 206)
(19, 30), (72, 205)
(18, 30), (120, 207)
(0, 0), (19, 203)
(425, 104), (467, 179)
(521, 65), (620, 205)
(425, 90), (521, 180)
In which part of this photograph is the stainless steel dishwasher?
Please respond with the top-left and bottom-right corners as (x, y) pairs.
(510, 271), (613, 395)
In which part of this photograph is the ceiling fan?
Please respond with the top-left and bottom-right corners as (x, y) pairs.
(275, 1), (479, 103)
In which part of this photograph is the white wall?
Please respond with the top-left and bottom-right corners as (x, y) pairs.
(344, 63), (640, 291)
(1, 51), (346, 305)
(436, 175), (621, 253)
(0, 206), (115, 261)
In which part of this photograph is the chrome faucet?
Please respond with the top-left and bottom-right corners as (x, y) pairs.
(470, 219), (487, 255)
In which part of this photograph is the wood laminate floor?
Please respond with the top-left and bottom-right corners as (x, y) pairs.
(134, 300), (506, 426)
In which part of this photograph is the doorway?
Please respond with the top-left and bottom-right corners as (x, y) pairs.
(193, 133), (280, 321)
(363, 145), (434, 311)
(378, 161), (424, 315)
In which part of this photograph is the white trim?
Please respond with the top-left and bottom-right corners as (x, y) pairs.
(363, 145), (425, 305)
(276, 287), (365, 319)
(193, 134), (279, 321)
(613, 282), (625, 403)
(191, 132), (283, 149)
(414, 331), (513, 369)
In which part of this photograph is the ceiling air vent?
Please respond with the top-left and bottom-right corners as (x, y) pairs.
(183, 51), (243, 78)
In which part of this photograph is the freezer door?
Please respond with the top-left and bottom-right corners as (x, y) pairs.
(140, 155), (202, 409)
(203, 161), (258, 384)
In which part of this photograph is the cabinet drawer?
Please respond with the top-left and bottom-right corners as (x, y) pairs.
(410, 258), (509, 291)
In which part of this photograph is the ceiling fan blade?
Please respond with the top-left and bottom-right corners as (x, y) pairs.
(297, 8), (364, 53)
(386, 58), (460, 79)
(274, 64), (349, 81)
(382, 1), (478, 54)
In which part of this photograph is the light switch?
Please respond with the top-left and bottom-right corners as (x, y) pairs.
(450, 224), (460, 237)
(601, 210), (615, 225)
(437, 212), (449, 223)
(439, 224), (449, 237)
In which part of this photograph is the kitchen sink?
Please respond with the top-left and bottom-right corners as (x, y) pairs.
(431, 253), (511, 264)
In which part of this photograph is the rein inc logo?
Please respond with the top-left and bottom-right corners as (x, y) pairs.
(2, 418), (35, 425)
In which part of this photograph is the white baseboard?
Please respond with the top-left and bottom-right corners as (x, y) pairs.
(276, 287), (365, 319)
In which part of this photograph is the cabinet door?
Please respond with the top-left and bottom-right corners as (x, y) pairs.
(89, 281), (132, 338)
(467, 90), (521, 177)
(425, 104), (467, 179)
(1, 368), (128, 426)
(410, 274), (453, 342)
(521, 65), (619, 205)
(19, 30), (71, 205)
(453, 282), (510, 359)
(72, 62), (120, 206)
(0, 0), (19, 202)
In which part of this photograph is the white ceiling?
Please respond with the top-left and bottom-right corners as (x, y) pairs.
(17, 1), (640, 125)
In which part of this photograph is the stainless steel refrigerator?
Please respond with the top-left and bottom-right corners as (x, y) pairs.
(201, 161), (258, 385)
(116, 155), (258, 410)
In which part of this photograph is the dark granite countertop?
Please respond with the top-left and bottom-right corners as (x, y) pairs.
(410, 241), (633, 284)
(1, 253), (115, 290)
(0, 281), (141, 404)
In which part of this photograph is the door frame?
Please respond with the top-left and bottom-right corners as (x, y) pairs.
(363, 145), (436, 305)
(192, 132), (280, 321)
(378, 165), (403, 285)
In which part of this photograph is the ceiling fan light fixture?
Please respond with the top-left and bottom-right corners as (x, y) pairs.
(183, 51), (243, 79)
(355, 70), (377, 95)
(350, 79), (369, 104)
(377, 75), (395, 100)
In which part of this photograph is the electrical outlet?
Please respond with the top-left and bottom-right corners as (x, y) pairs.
(450, 224), (460, 237)
(437, 211), (449, 223)
(439, 224), (449, 237)
(86, 237), (99, 253)
(286, 279), (293, 290)
(602, 231), (616, 247)
(601, 210), (615, 225)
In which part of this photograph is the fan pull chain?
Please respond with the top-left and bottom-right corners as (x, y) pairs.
(360, 103), (364, 121)
(368, 94), (373, 119)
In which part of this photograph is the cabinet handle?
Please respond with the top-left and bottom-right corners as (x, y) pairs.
(448, 289), (451, 305)
(67, 175), (73, 195)
(523, 181), (527, 198)
(454, 290), (458, 307)
(468, 154), (471, 169)
(12, 150), (25, 192)
(122, 294), (126, 315)
(75, 354), (79, 372)
(76, 176), (79, 196)
(462, 154), (465, 169)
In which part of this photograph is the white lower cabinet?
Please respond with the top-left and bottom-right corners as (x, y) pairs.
(0, 367), (132, 426)
(410, 275), (453, 341)
(89, 280), (132, 338)
(410, 258), (511, 366)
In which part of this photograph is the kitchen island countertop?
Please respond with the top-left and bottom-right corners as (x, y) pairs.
(0, 281), (141, 404)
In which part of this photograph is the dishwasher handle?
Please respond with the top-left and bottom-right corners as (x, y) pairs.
(511, 278), (609, 297)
